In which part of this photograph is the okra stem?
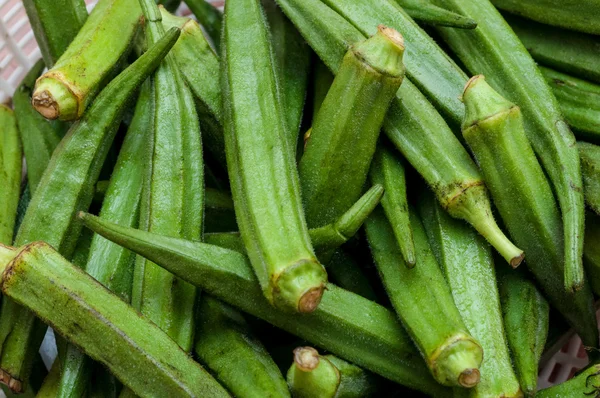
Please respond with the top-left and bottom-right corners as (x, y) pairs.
(0, 106), (22, 246)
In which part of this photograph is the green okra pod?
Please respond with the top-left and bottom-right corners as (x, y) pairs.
(0, 242), (229, 398)
(32, 0), (142, 121)
(325, 249), (378, 302)
(460, 75), (597, 346)
(0, 29), (180, 393)
(584, 211), (600, 297)
(369, 145), (415, 267)
(394, 0), (476, 29)
(419, 192), (522, 398)
(287, 347), (378, 398)
(0, 106), (22, 246)
(195, 296), (290, 398)
(537, 363), (600, 397)
(222, 0), (326, 313)
(579, 142), (600, 216)
(185, 0), (222, 51)
(79, 212), (450, 396)
(311, 60), (334, 122)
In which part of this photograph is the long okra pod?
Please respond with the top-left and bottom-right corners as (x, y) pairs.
(32, 0), (142, 121)
(0, 106), (21, 246)
(222, 0), (326, 313)
(460, 76), (597, 347)
(185, 0), (222, 50)
(287, 347), (378, 398)
(579, 142), (600, 216)
(195, 296), (290, 398)
(394, 0), (476, 29)
(0, 243), (229, 397)
(79, 213), (450, 396)
(537, 363), (600, 397)
(0, 29), (179, 392)
(419, 193), (521, 397)
(433, 0), (586, 296)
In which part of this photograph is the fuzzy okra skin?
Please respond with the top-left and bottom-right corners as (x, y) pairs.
(584, 212), (600, 296)
(222, 0), (326, 314)
(185, 0), (222, 51)
(579, 142), (600, 216)
(537, 363), (600, 397)
(195, 296), (290, 398)
(0, 106), (22, 246)
(79, 213), (450, 396)
(32, 0), (142, 121)
(461, 75), (597, 347)
(0, 29), (180, 393)
(394, 0), (476, 29)
(22, 0), (88, 67)
(275, 0), (523, 267)
(287, 347), (378, 398)
(0, 242), (229, 398)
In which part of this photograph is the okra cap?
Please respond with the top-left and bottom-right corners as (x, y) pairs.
(461, 75), (516, 131)
(288, 347), (340, 398)
(429, 335), (483, 388)
(352, 25), (405, 78)
(272, 258), (327, 313)
(32, 73), (80, 121)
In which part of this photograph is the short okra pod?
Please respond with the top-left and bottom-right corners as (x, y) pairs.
(0, 106), (22, 246)
(537, 363), (600, 397)
(394, 0), (477, 29)
(287, 347), (378, 398)
(185, 0), (222, 51)
(0, 242), (230, 398)
(222, 0), (326, 313)
(32, 0), (142, 120)
(579, 142), (600, 215)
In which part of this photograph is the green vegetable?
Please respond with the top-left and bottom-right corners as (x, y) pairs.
(0, 105), (22, 246)
(185, 0), (222, 51)
(32, 0), (142, 121)
(579, 142), (600, 215)
(325, 249), (378, 302)
(537, 363), (600, 397)
(222, 0), (326, 313)
(311, 60), (334, 121)
(460, 75), (597, 347)
(0, 243), (229, 397)
(36, 360), (61, 398)
(394, 0), (477, 29)
(287, 347), (378, 398)
(583, 211), (600, 296)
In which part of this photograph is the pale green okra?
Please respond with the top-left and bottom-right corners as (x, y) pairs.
(0, 106), (22, 246)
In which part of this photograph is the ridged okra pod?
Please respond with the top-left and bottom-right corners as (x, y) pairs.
(185, 0), (222, 50)
(369, 145), (415, 267)
(0, 29), (179, 392)
(433, 0), (586, 297)
(580, 142), (600, 215)
(195, 296), (290, 398)
(394, 0), (476, 29)
(32, 0), (142, 121)
(365, 208), (483, 388)
(79, 213), (450, 396)
(419, 193), (521, 398)
(299, 26), (405, 230)
(222, 0), (326, 313)
(22, 0), (88, 67)
(584, 211), (600, 296)
(460, 75), (597, 346)
(0, 106), (21, 245)
(287, 347), (378, 398)
(537, 363), (600, 397)
(275, 0), (522, 266)
(0, 243), (229, 397)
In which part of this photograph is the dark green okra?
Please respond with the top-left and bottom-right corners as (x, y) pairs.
(460, 76), (597, 346)
(22, 0), (88, 67)
(433, 0), (586, 297)
(204, 188), (237, 233)
(222, 0), (326, 313)
(0, 28), (180, 393)
(0, 243), (229, 398)
(157, 0), (181, 12)
(287, 347), (378, 398)
(0, 106), (22, 246)
(537, 363), (600, 397)
(365, 208), (483, 388)
(394, 0), (476, 29)
(369, 145), (414, 267)
(579, 142), (600, 215)
(275, 0), (523, 267)
(325, 249), (378, 302)
(32, 0), (142, 121)
(79, 213), (450, 396)
(419, 193), (521, 398)
(584, 211), (600, 296)
(185, 0), (222, 51)
(195, 296), (290, 398)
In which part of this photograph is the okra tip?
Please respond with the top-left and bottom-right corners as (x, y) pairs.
(32, 73), (80, 120)
(461, 75), (515, 131)
(293, 347), (320, 372)
(273, 258), (327, 313)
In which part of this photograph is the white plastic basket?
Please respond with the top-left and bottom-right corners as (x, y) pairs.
(0, 0), (595, 392)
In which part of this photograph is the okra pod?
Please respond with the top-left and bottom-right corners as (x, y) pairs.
(537, 363), (600, 397)
(0, 242), (229, 397)
(287, 347), (378, 398)
(311, 60), (334, 122)
(584, 211), (600, 297)
(185, 0), (222, 51)
(369, 145), (415, 267)
(394, 0), (477, 29)
(365, 208), (483, 388)
(222, 0), (326, 313)
(195, 296), (290, 398)
(460, 75), (597, 346)
(579, 142), (600, 216)
(0, 29), (180, 392)
(419, 192), (522, 397)
(0, 106), (22, 246)
(22, 0), (88, 67)
(433, 0), (586, 298)
(79, 212), (450, 396)
(32, 0), (142, 120)
(325, 249), (378, 302)
(36, 360), (61, 398)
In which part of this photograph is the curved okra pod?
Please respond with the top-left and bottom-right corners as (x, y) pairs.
(394, 0), (476, 29)
(195, 296), (290, 398)
(0, 243), (229, 398)
(419, 192), (522, 398)
(579, 142), (600, 215)
(0, 106), (22, 246)
(287, 347), (378, 398)
(78, 212), (450, 396)
(222, 0), (326, 313)
(185, 0), (222, 51)
(32, 0), (142, 120)
(0, 29), (180, 393)
(537, 363), (600, 397)
(461, 75), (597, 346)
(369, 145), (415, 267)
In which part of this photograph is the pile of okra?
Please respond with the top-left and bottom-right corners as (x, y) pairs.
(2, 0), (600, 396)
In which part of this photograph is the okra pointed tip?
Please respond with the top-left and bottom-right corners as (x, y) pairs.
(458, 368), (480, 388)
(293, 347), (320, 371)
